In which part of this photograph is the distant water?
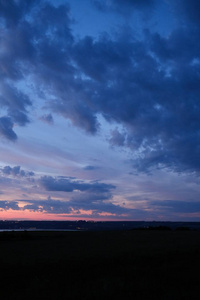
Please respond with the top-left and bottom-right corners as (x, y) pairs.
(0, 220), (200, 231)
(0, 229), (78, 232)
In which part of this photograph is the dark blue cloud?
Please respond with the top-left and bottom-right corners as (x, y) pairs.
(0, 83), (31, 127)
(83, 165), (100, 171)
(70, 25), (200, 174)
(109, 128), (126, 147)
(23, 198), (72, 214)
(0, 0), (38, 27)
(0, 0), (72, 140)
(0, 201), (20, 211)
(21, 196), (129, 216)
(40, 176), (115, 193)
(36, 175), (121, 215)
(39, 113), (54, 124)
(0, 0), (200, 177)
(151, 200), (200, 214)
(1, 165), (35, 177)
(0, 117), (17, 140)
(1, 197), (199, 218)
(0, 196), (129, 216)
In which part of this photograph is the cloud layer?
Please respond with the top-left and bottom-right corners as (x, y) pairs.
(0, 0), (199, 176)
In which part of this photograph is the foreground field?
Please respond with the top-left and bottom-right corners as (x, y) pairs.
(0, 230), (200, 299)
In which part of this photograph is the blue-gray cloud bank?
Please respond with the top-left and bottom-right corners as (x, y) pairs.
(0, 0), (200, 177)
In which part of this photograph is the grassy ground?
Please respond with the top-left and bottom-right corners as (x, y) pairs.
(0, 230), (200, 299)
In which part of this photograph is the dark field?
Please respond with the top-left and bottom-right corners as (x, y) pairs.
(1, 230), (200, 299)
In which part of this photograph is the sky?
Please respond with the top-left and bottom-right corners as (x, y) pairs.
(0, 0), (200, 221)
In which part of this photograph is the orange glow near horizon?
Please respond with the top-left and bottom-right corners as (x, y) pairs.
(0, 209), (128, 221)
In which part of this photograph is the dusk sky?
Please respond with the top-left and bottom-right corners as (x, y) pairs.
(0, 0), (200, 221)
